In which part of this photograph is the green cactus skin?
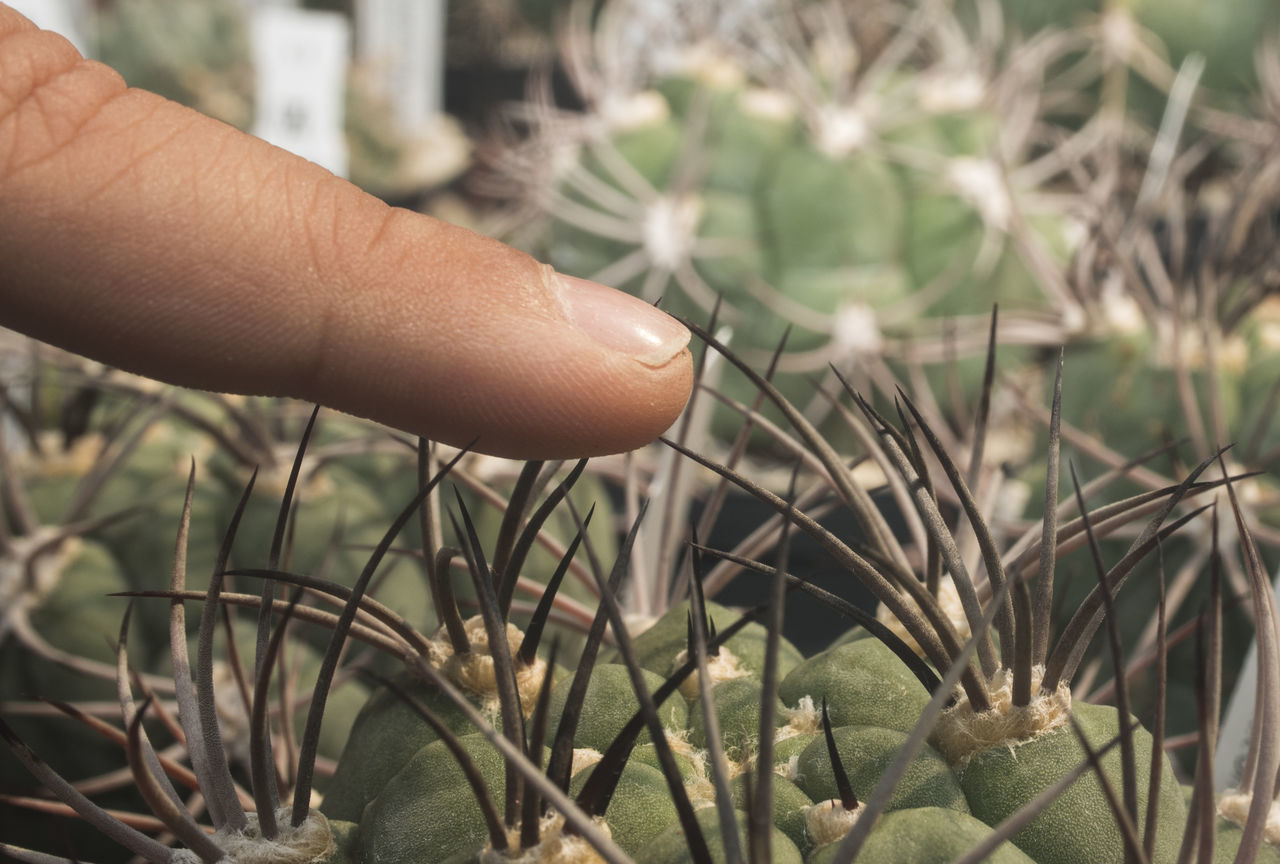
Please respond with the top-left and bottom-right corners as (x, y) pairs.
(793, 726), (969, 816)
(327, 819), (363, 864)
(1213, 815), (1280, 864)
(956, 701), (1188, 864)
(0, 538), (135, 833)
(730, 773), (816, 857)
(1000, 0), (1278, 95)
(807, 807), (1038, 864)
(686, 675), (788, 760)
(320, 671), (476, 822)
(357, 731), (516, 864)
(639, 807), (804, 864)
(778, 639), (933, 735)
(627, 741), (703, 779)
(568, 760), (682, 857)
(546, 663), (689, 753)
(627, 600), (805, 684)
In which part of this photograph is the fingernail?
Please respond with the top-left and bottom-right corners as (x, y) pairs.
(554, 273), (690, 367)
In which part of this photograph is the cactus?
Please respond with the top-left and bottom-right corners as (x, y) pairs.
(3, 316), (1280, 864)
(486, 0), (1080, 444)
(5, 2), (1280, 862)
(96, 0), (470, 201)
(984, 9), (1280, 758)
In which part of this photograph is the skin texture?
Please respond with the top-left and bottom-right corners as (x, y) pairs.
(0, 5), (693, 459)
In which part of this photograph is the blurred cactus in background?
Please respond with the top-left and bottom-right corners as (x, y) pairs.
(95, 0), (470, 202)
(482, 0), (1088, 448)
(96, 0), (256, 129)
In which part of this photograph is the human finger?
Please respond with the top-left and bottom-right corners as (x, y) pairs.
(0, 5), (693, 459)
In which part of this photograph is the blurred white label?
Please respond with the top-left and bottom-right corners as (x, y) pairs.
(251, 7), (349, 178)
(355, 0), (445, 133)
(6, 0), (93, 56)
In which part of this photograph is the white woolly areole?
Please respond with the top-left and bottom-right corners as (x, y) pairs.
(399, 114), (472, 190)
(1219, 791), (1280, 847)
(876, 576), (971, 659)
(434, 616), (548, 719)
(681, 751), (717, 810)
(1149, 320), (1249, 375)
(1099, 273), (1145, 336)
(665, 727), (699, 763)
(672, 644), (748, 701)
(658, 731), (717, 807)
(778, 755), (802, 783)
(781, 695), (820, 738)
(643, 195), (703, 272)
(830, 303), (883, 357)
(932, 666), (1071, 765)
(254, 453), (334, 501)
(479, 812), (609, 864)
(945, 157), (1011, 233)
(804, 800), (865, 849)
(812, 101), (875, 158)
(212, 809), (334, 864)
(1256, 296), (1280, 351)
(1099, 5), (1140, 63)
(571, 748), (603, 775)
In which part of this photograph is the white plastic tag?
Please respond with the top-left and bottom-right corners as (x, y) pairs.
(251, 6), (350, 178)
(354, 0), (446, 133)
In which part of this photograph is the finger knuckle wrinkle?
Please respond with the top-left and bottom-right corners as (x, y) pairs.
(0, 26), (125, 177)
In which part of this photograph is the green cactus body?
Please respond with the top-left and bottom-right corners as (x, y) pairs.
(8, 538), (132, 693)
(516, 16), (1077, 451)
(0, 536), (134, 787)
(627, 741), (703, 779)
(627, 600), (804, 686)
(568, 759), (682, 857)
(546, 663), (688, 753)
(778, 639), (932, 735)
(1213, 802), (1280, 864)
(327, 819), (363, 864)
(731, 773), (816, 857)
(954, 700), (1188, 864)
(807, 806), (1038, 864)
(324, 615), (554, 822)
(759, 147), (904, 282)
(638, 807), (804, 864)
(357, 731), (515, 864)
(686, 675), (788, 761)
(320, 671), (476, 822)
(207, 453), (396, 569)
(794, 726), (969, 816)
(216, 618), (368, 784)
(701, 88), (798, 195)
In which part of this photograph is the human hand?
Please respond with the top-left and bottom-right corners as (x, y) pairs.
(0, 4), (693, 460)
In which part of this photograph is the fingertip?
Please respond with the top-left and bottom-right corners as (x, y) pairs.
(0, 3), (695, 460)
(289, 246), (696, 459)
(552, 273), (692, 370)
